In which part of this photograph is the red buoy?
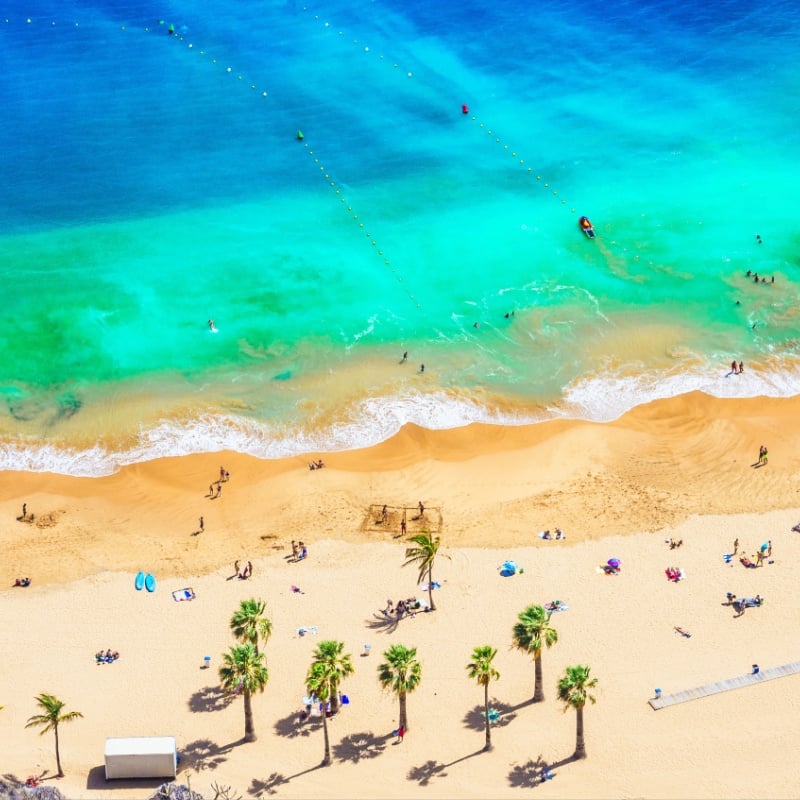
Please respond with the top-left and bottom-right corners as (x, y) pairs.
(462, 104), (469, 114)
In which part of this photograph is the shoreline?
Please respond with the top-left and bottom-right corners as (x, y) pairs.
(4, 390), (800, 587)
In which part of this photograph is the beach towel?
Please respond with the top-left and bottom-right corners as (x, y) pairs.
(172, 588), (195, 601)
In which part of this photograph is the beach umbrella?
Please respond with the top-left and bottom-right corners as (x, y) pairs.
(760, 542), (769, 552)
(607, 558), (621, 569)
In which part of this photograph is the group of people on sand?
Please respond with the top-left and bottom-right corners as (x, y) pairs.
(13, 577), (31, 587)
(290, 540), (308, 561)
(726, 592), (765, 617)
(234, 561), (253, 580)
(540, 528), (566, 540)
(665, 566), (685, 582)
(666, 537), (683, 549)
(308, 459), (325, 470)
(95, 649), (120, 664)
(383, 597), (428, 619)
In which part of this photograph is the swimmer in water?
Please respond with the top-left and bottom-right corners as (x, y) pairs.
(208, 319), (217, 332)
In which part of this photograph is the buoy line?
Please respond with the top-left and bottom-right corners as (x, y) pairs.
(303, 141), (422, 309)
(2, 15), (423, 310)
(296, 8), (597, 232)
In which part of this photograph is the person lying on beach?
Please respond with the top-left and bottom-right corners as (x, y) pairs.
(14, 577), (31, 587)
(674, 626), (692, 638)
(792, 522), (800, 533)
(740, 556), (756, 568)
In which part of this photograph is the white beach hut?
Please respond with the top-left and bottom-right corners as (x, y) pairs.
(104, 736), (177, 780)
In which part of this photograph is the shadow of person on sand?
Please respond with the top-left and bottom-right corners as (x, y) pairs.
(333, 731), (389, 763)
(462, 699), (517, 731)
(187, 685), (235, 713)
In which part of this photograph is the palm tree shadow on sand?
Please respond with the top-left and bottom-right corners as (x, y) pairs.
(333, 731), (389, 763)
(187, 685), (235, 713)
(364, 614), (401, 633)
(462, 698), (518, 732)
(273, 709), (316, 739)
(249, 763), (326, 796)
(407, 748), (484, 786)
(507, 753), (579, 788)
(181, 738), (236, 772)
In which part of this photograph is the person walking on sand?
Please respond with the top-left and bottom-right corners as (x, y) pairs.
(733, 537), (739, 555)
(291, 540), (299, 559)
(21, 503), (26, 520)
(382, 505), (388, 524)
(402, 351), (408, 363)
(401, 517), (407, 536)
(199, 516), (204, 532)
(216, 484), (222, 498)
(758, 445), (766, 465)
(209, 484), (214, 497)
(418, 500), (425, 518)
(220, 466), (226, 481)
(396, 725), (406, 743)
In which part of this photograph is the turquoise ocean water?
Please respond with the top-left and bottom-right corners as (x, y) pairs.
(2, 0), (800, 475)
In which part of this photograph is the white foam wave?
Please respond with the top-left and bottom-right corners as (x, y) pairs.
(3, 361), (800, 476)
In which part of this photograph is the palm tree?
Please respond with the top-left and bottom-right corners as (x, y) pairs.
(467, 645), (500, 751)
(557, 664), (598, 759)
(219, 643), (269, 742)
(378, 644), (422, 731)
(511, 604), (558, 702)
(306, 661), (333, 766)
(230, 598), (272, 654)
(403, 530), (448, 611)
(311, 640), (354, 715)
(25, 694), (83, 777)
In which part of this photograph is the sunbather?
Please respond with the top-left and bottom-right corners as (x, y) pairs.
(740, 556), (755, 568)
(14, 577), (31, 587)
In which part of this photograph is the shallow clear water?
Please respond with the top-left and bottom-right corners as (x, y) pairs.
(2, 0), (800, 474)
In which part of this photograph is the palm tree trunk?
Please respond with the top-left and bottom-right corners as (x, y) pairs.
(574, 706), (586, 758)
(54, 724), (63, 777)
(483, 682), (492, 751)
(427, 565), (436, 611)
(533, 653), (544, 702)
(243, 689), (257, 743)
(399, 691), (408, 730)
(321, 710), (331, 765)
(330, 683), (340, 715)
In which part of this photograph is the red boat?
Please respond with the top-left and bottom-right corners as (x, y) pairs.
(578, 216), (596, 239)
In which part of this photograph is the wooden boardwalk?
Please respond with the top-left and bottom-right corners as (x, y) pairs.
(649, 660), (800, 709)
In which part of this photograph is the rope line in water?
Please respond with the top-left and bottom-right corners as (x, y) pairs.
(1, 15), (423, 310)
(298, 6), (578, 214)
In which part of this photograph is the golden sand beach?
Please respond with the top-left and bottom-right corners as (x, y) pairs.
(2, 391), (800, 799)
